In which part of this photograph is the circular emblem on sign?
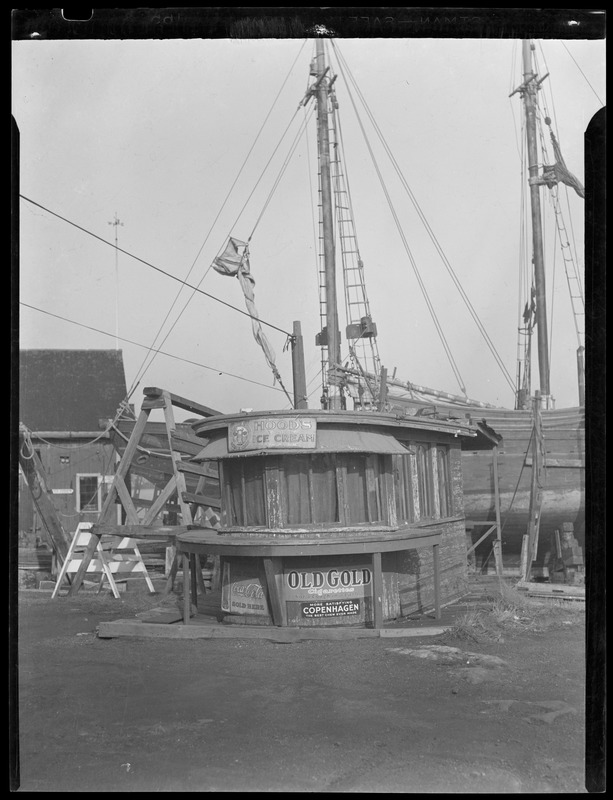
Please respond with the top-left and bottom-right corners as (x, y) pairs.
(232, 425), (250, 450)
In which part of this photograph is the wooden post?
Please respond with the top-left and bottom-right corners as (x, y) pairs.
(492, 444), (504, 576)
(291, 321), (308, 409)
(433, 543), (441, 619)
(577, 346), (585, 407)
(372, 552), (383, 628)
(377, 366), (388, 411)
(18, 439), (71, 562)
(525, 391), (543, 581)
(182, 553), (191, 624)
(263, 557), (286, 626)
(520, 534), (530, 583)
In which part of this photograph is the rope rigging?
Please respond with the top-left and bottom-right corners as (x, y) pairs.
(20, 301), (289, 396)
(328, 42), (472, 398)
(330, 42), (518, 398)
(20, 45), (310, 409)
(513, 41), (586, 406)
(125, 40), (309, 396)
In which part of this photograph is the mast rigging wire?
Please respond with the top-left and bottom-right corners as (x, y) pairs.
(328, 43), (470, 397)
(331, 41), (517, 397)
(129, 40), (308, 395)
(20, 196), (292, 341)
(561, 41), (605, 106)
(20, 301), (288, 396)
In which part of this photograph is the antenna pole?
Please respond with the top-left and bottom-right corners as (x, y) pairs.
(108, 212), (123, 350)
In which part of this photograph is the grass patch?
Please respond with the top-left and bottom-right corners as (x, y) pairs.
(444, 580), (584, 643)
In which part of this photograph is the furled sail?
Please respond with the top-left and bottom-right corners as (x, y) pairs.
(212, 237), (282, 383)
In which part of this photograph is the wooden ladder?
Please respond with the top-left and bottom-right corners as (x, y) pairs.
(65, 387), (221, 596)
(18, 426), (72, 564)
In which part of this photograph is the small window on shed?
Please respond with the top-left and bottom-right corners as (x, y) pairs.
(224, 457), (267, 526)
(76, 474), (101, 513)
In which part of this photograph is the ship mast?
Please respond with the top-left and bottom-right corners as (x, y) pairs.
(520, 40), (551, 409)
(314, 38), (343, 410)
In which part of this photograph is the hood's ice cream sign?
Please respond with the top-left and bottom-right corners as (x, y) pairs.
(228, 417), (317, 452)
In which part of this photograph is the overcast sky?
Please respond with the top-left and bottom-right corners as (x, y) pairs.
(13, 35), (605, 420)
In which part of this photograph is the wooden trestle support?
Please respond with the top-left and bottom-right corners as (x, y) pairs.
(63, 387), (221, 597)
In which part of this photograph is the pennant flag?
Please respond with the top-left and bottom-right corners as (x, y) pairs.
(541, 131), (585, 199)
(212, 237), (282, 383)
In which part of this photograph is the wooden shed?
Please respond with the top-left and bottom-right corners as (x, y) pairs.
(178, 408), (479, 628)
(18, 349), (129, 555)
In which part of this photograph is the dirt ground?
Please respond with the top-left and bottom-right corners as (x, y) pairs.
(12, 585), (593, 793)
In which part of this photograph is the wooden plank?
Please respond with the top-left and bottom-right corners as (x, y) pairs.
(262, 557), (286, 627)
(141, 398), (167, 410)
(176, 460), (218, 477)
(492, 444), (503, 577)
(161, 390), (195, 527)
(137, 608), (184, 624)
(466, 525), (497, 555)
(67, 534), (101, 596)
(516, 580), (585, 596)
(181, 491), (221, 510)
(190, 554), (198, 605)
(524, 457), (584, 468)
(90, 523), (188, 539)
(97, 619), (382, 641)
(18, 445), (71, 561)
(194, 555), (208, 596)
(113, 477), (141, 525)
(519, 535), (530, 581)
(141, 476), (178, 525)
(113, 408), (151, 475)
(182, 553), (191, 624)
(143, 386), (221, 419)
(432, 543), (441, 619)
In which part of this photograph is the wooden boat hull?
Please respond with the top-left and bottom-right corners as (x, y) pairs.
(384, 393), (585, 557)
(106, 405), (584, 562)
(107, 420), (220, 506)
(459, 406), (584, 556)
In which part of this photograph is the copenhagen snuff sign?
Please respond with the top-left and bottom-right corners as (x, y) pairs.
(228, 417), (317, 452)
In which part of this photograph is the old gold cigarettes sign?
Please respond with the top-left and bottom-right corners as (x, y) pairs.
(228, 417), (317, 452)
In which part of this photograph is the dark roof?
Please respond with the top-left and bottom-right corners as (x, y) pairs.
(19, 349), (128, 432)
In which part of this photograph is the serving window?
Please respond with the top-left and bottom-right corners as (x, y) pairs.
(219, 439), (455, 530)
(221, 453), (389, 529)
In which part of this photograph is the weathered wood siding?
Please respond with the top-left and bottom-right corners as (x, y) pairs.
(382, 444), (467, 618)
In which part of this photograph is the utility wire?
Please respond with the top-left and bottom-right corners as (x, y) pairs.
(129, 40), (308, 393)
(20, 301), (288, 395)
(20, 195), (292, 339)
(248, 106), (315, 241)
